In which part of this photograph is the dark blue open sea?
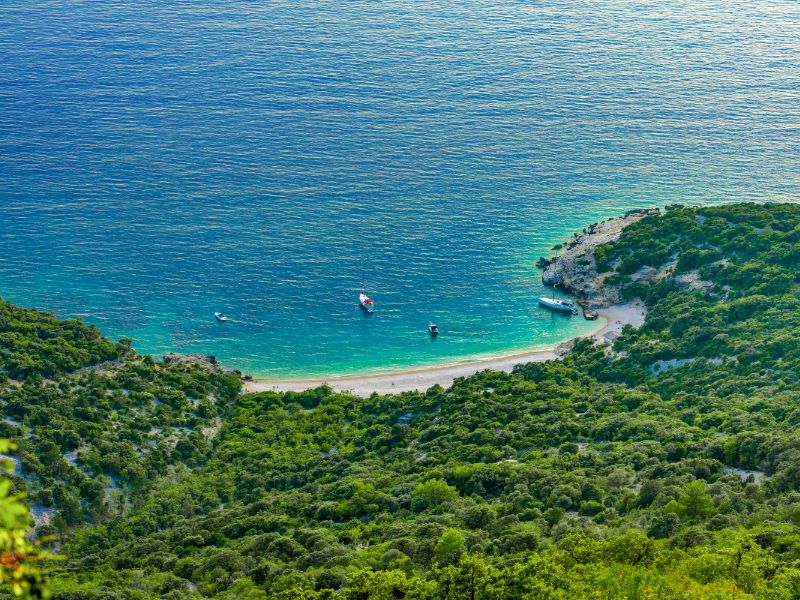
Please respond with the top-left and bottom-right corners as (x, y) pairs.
(1, 1), (799, 377)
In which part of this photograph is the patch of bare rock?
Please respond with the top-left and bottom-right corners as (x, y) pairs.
(162, 353), (244, 379)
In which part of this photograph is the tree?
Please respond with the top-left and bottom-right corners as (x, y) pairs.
(425, 555), (492, 600)
(343, 569), (409, 600)
(647, 513), (680, 539)
(413, 479), (458, 512)
(605, 530), (654, 565)
(434, 530), (465, 566)
(676, 480), (716, 520)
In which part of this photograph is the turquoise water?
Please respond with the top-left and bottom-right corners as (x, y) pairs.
(1, 1), (799, 377)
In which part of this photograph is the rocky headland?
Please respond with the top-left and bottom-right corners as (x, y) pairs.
(540, 208), (660, 310)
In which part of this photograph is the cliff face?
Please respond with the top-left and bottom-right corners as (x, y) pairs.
(541, 208), (660, 309)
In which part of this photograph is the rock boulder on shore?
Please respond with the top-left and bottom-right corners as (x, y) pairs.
(541, 208), (659, 309)
(163, 353), (220, 372)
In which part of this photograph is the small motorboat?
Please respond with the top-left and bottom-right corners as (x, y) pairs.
(538, 297), (578, 315)
(428, 322), (439, 336)
(359, 293), (374, 314)
(214, 312), (229, 322)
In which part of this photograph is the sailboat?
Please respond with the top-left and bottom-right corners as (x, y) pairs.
(538, 297), (578, 315)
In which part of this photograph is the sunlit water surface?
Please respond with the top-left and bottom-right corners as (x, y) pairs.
(1, 1), (799, 376)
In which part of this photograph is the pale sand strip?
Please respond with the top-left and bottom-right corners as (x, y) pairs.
(243, 302), (645, 397)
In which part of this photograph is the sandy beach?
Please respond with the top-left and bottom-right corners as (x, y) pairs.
(243, 302), (645, 397)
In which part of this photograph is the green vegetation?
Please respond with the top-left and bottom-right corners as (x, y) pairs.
(0, 303), (123, 380)
(3, 202), (800, 598)
(0, 439), (54, 598)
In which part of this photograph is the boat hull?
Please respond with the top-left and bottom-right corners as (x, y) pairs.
(359, 293), (374, 313)
(538, 298), (577, 314)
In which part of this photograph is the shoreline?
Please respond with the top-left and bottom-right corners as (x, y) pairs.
(243, 302), (645, 396)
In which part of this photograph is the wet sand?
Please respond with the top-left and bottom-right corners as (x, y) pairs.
(243, 302), (645, 397)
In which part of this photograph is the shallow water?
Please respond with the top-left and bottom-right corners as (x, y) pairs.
(1, 1), (799, 377)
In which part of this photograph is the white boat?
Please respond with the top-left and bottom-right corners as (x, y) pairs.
(538, 297), (578, 315)
(359, 293), (374, 314)
(428, 322), (439, 336)
(214, 312), (229, 322)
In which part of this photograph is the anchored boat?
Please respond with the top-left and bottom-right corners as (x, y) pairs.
(538, 297), (578, 315)
(428, 322), (439, 336)
(359, 293), (375, 314)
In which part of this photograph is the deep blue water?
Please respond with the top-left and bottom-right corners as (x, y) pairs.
(1, 1), (799, 377)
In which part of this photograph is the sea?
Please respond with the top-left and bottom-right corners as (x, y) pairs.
(1, 0), (799, 378)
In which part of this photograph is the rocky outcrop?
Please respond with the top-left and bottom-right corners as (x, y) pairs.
(674, 269), (714, 292)
(163, 354), (244, 379)
(163, 353), (220, 372)
(541, 208), (659, 309)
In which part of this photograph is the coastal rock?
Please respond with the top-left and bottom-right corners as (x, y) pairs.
(163, 353), (220, 372)
(554, 339), (577, 357)
(541, 208), (660, 309)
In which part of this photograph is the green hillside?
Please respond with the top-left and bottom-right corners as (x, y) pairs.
(3, 203), (800, 599)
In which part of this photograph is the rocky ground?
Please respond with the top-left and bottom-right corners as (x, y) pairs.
(163, 352), (222, 372)
(540, 208), (660, 309)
